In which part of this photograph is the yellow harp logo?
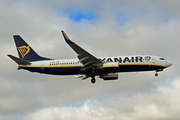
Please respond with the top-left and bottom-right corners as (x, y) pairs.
(17, 46), (30, 58)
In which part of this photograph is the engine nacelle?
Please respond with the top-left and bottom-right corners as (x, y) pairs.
(75, 75), (85, 78)
(103, 62), (119, 72)
(74, 75), (88, 80)
(100, 73), (118, 80)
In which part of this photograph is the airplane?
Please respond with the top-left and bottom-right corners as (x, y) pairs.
(7, 31), (172, 83)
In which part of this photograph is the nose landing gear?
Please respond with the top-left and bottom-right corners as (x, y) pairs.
(155, 69), (163, 77)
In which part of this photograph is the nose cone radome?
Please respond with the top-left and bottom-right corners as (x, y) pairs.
(166, 61), (172, 67)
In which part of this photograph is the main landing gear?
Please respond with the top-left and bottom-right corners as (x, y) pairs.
(91, 77), (96, 84)
(155, 72), (158, 77)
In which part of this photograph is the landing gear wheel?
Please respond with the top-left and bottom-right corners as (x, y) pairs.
(155, 72), (158, 77)
(91, 78), (96, 84)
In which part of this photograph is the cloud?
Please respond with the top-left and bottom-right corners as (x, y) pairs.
(17, 78), (180, 120)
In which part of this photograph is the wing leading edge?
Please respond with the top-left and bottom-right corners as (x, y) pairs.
(61, 31), (103, 71)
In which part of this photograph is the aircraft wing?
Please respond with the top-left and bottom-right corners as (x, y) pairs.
(62, 31), (103, 70)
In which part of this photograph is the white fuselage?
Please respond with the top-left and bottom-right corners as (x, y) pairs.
(18, 55), (172, 75)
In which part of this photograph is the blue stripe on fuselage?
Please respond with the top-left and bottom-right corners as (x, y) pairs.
(19, 64), (166, 75)
(20, 66), (84, 75)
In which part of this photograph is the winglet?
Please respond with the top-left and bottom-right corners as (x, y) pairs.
(61, 31), (73, 44)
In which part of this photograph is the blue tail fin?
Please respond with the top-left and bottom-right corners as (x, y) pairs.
(13, 35), (52, 62)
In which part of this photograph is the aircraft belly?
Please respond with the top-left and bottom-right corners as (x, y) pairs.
(21, 67), (42, 73)
(21, 66), (84, 75)
(118, 64), (165, 72)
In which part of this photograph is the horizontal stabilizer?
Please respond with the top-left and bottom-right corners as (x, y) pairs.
(7, 54), (31, 65)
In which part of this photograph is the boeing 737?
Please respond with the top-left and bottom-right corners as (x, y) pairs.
(8, 31), (172, 83)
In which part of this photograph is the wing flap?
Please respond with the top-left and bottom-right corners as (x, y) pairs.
(78, 56), (89, 62)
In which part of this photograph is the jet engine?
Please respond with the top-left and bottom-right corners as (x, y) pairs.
(74, 75), (88, 80)
(103, 62), (119, 72)
(100, 73), (118, 80)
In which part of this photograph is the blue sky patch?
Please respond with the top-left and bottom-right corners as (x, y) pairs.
(169, 79), (174, 82)
(64, 9), (96, 22)
(117, 14), (130, 26)
(66, 102), (85, 108)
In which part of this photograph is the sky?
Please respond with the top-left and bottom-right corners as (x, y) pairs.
(0, 0), (180, 120)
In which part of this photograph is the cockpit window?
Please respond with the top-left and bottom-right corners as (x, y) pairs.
(159, 58), (165, 60)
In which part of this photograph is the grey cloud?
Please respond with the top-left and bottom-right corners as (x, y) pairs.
(17, 78), (180, 120)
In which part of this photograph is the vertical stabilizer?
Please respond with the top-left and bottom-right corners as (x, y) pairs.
(13, 35), (52, 62)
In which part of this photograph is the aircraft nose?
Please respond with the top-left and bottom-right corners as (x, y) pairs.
(166, 61), (172, 67)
